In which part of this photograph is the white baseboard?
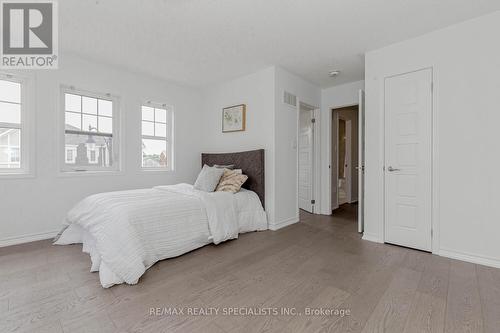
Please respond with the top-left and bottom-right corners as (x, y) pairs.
(361, 232), (383, 243)
(360, 234), (500, 270)
(269, 216), (299, 231)
(439, 248), (500, 269)
(0, 230), (59, 248)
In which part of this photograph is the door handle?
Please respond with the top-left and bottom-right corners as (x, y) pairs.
(387, 166), (400, 172)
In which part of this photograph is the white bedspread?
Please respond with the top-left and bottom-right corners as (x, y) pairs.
(54, 183), (267, 287)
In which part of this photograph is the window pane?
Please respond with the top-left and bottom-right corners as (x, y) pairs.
(142, 106), (154, 121)
(98, 99), (112, 117)
(65, 93), (81, 112)
(64, 132), (113, 167)
(88, 149), (98, 164)
(66, 149), (75, 163)
(0, 102), (21, 124)
(82, 96), (97, 115)
(142, 138), (167, 168)
(83, 114), (97, 131)
(0, 128), (21, 168)
(65, 112), (81, 131)
(0, 80), (21, 104)
(98, 116), (112, 134)
(155, 123), (166, 137)
(155, 108), (167, 123)
(0, 129), (8, 145)
(142, 121), (154, 136)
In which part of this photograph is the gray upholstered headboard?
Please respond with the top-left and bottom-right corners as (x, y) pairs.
(201, 149), (265, 209)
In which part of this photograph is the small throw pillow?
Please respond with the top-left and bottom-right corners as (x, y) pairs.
(216, 169), (248, 193)
(217, 169), (242, 184)
(194, 165), (225, 192)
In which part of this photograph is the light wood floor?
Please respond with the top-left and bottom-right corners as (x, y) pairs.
(1, 205), (499, 333)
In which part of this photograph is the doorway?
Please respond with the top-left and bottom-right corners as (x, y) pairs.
(330, 90), (365, 233)
(332, 105), (359, 208)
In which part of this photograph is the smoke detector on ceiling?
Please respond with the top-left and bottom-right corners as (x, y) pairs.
(328, 70), (341, 77)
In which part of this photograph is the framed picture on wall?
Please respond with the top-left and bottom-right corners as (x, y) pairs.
(222, 104), (246, 132)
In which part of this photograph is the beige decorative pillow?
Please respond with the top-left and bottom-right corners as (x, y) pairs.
(216, 169), (248, 193)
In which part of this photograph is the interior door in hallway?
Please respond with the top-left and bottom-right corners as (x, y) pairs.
(298, 107), (314, 213)
(384, 68), (432, 251)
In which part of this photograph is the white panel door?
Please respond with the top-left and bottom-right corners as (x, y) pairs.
(298, 109), (314, 213)
(384, 68), (432, 251)
(358, 90), (365, 233)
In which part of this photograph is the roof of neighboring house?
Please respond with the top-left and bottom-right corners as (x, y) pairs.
(65, 124), (111, 147)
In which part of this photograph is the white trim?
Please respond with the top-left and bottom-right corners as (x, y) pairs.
(439, 248), (500, 269)
(361, 232), (383, 243)
(431, 69), (440, 254)
(269, 215), (299, 231)
(56, 169), (125, 178)
(0, 230), (59, 248)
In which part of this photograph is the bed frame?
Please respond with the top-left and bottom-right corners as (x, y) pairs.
(201, 149), (265, 209)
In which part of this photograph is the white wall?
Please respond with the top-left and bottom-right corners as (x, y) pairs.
(319, 80), (364, 214)
(364, 11), (500, 268)
(0, 54), (203, 246)
(200, 67), (276, 224)
(274, 67), (321, 227)
(200, 66), (321, 229)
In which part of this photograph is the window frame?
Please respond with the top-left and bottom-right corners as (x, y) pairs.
(0, 72), (33, 177)
(59, 85), (122, 174)
(140, 101), (174, 172)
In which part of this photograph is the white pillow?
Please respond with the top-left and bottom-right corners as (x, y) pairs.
(194, 165), (225, 192)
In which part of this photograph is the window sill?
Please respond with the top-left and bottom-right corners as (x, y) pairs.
(57, 169), (125, 178)
(0, 171), (35, 179)
(140, 168), (174, 174)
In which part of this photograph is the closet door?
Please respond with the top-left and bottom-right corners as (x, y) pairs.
(384, 68), (432, 251)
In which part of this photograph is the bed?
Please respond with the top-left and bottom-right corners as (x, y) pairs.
(54, 149), (267, 288)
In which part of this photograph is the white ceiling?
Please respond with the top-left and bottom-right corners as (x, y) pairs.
(60, 0), (500, 88)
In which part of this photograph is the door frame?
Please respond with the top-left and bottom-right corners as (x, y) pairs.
(382, 67), (437, 253)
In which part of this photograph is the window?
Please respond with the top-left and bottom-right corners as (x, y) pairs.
(61, 86), (120, 172)
(141, 103), (173, 170)
(0, 75), (29, 174)
(66, 149), (74, 163)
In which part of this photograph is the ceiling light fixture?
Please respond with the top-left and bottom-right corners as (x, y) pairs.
(328, 70), (341, 77)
